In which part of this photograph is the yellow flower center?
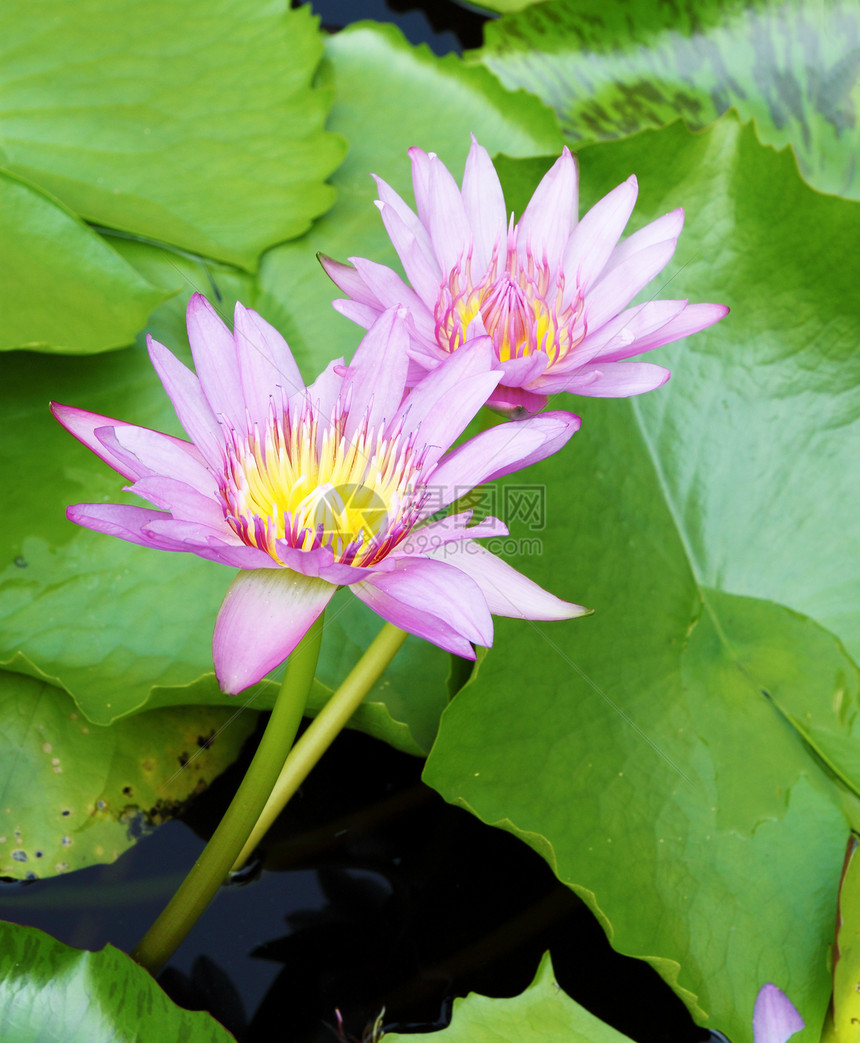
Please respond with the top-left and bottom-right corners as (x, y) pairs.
(219, 397), (425, 567)
(434, 242), (585, 365)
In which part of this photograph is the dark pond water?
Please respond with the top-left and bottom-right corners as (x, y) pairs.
(306, 0), (490, 53)
(1, 724), (719, 1042)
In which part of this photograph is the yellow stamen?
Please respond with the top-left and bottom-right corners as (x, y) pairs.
(219, 399), (424, 568)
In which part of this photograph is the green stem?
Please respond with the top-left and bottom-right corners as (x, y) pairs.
(230, 622), (408, 874)
(132, 614), (324, 976)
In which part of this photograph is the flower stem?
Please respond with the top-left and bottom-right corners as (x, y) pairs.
(131, 614), (324, 976)
(229, 622), (408, 874)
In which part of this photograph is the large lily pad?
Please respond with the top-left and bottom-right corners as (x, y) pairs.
(0, 0), (344, 271)
(0, 670), (257, 881)
(384, 952), (635, 1042)
(424, 114), (860, 1043)
(473, 0), (860, 200)
(0, 920), (235, 1041)
(0, 171), (168, 354)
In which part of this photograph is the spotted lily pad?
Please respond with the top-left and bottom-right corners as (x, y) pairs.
(0, 670), (257, 881)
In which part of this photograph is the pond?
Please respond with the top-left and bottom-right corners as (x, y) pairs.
(1, 723), (718, 1041)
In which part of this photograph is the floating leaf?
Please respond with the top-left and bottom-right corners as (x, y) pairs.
(832, 835), (860, 1042)
(474, 0), (860, 199)
(0, 920), (235, 1041)
(468, 0), (545, 11)
(384, 952), (635, 1042)
(0, 671), (257, 881)
(0, 0), (345, 270)
(0, 169), (167, 353)
(423, 114), (860, 1043)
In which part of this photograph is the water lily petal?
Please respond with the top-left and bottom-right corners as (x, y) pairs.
(496, 351), (550, 388)
(273, 542), (390, 586)
(67, 502), (181, 551)
(429, 411), (580, 508)
(319, 254), (380, 307)
(126, 475), (228, 528)
(392, 338), (500, 467)
(539, 361), (670, 397)
(461, 134), (506, 275)
(185, 293), (244, 423)
(407, 148), (438, 231)
(432, 541), (590, 620)
(397, 512), (508, 557)
(601, 207), (684, 277)
(97, 425), (217, 498)
(213, 569), (335, 694)
(331, 298), (379, 331)
(570, 299), (688, 366)
(302, 358), (346, 420)
(233, 303), (305, 426)
(623, 301), (730, 357)
(51, 404), (164, 482)
(484, 385), (548, 416)
(372, 172), (434, 259)
(517, 146), (578, 274)
(146, 336), (222, 466)
(562, 174), (639, 299)
(69, 500), (274, 570)
(411, 147), (470, 272)
(141, 517), (275, 568)
(342, 307), (411, 438)
(584, 239), (678, 331)
(354, 556), (493, 655)
(375, 200), (442, 305)
(349, 257), (438, 344)
(752, 984), (804, 1043)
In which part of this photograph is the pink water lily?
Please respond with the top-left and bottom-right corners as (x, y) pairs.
(753, 984), (804, 1043)
(53, 294), (585, 694)
(322, 135), (729, 415)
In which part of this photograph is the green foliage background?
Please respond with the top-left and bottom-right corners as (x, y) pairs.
(0, 1), (857, 1041)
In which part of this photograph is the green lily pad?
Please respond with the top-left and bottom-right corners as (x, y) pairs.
(0, 920), (235, 1041)
(473, 0), (860, 200)
(423, 114), (860, 1043)
(0, 670), (257, 881)
(467, 0), (544, 11)
(0, 0), (345, 271)
(384, 952), (634, 1042)
(0, 170), (168, 353)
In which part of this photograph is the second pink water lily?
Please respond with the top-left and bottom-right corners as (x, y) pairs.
(53, 295), (585, 694)
(322, 136), (729, 415)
